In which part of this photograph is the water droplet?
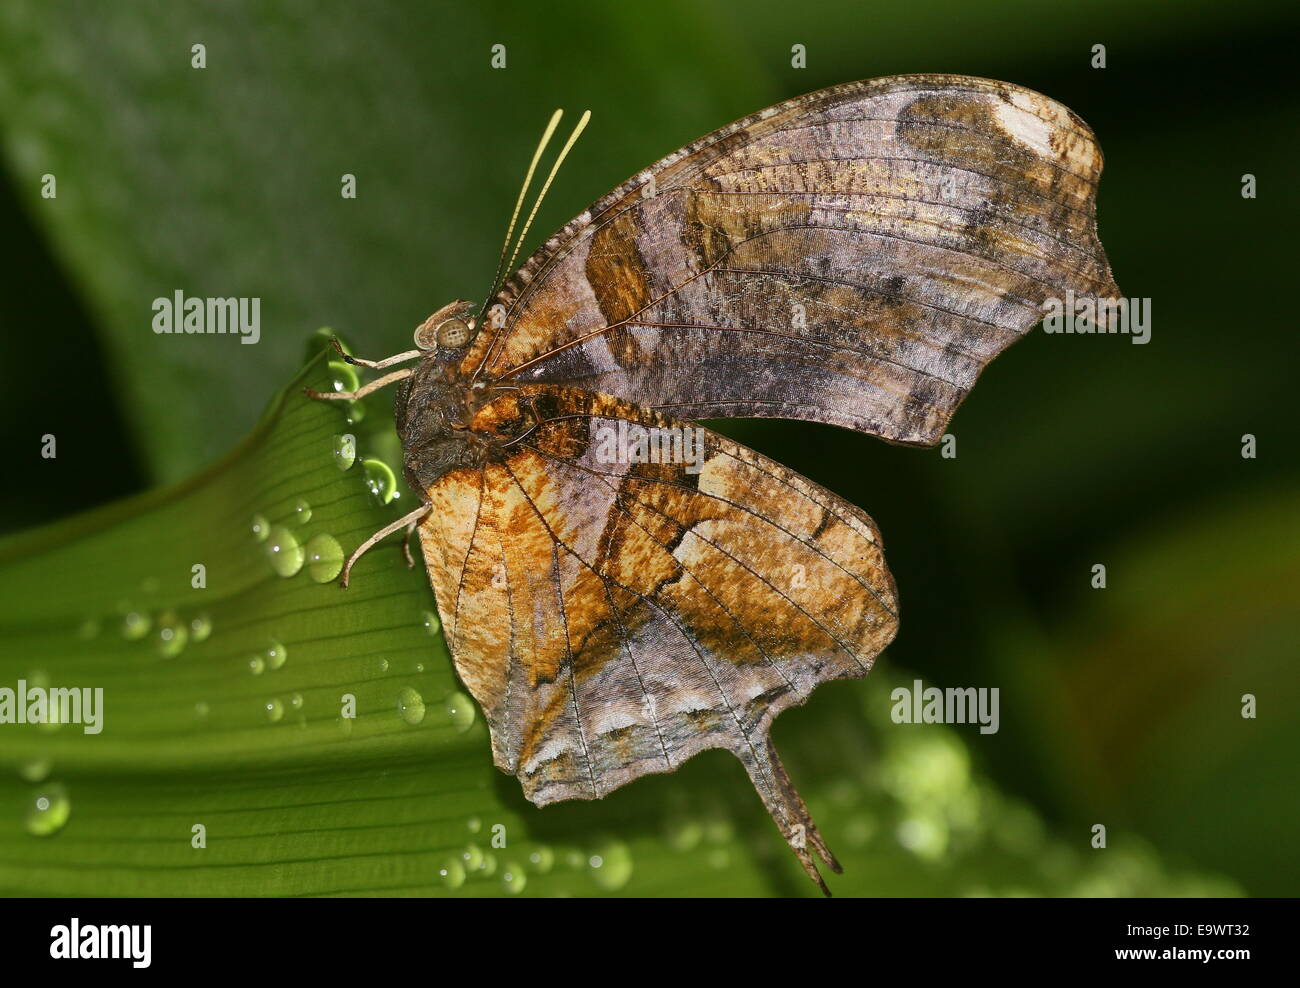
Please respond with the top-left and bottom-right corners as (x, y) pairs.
(344, 399), (366, 424)
(444, 691), (475, 733)
(189, 613), (212, 643)
(121, 610), (150, 641)
(422, 611), (441, 636)
(264, 640), (287, 670)
(305, 533), (344, 583)
(265, 526), (304, 577)
(526, 845), (555, 874)
(467, 816), (482, 834)
(248, 656), (266, 676)
(333, 434), (357, 471)
(501, 861), (528, 894)
(438, 857), (466, 889)
(76, 618), (100, 641)
(327, 359), (359, 394)
(155, 612), (188, 658)
(376, 658), (390, 674)
(461, 844), (485, 871)
(588, 840), (633, 891)
(24, 783), (70, 836)
(264, 698), (285, 723)
(289, 692), (304, 710)
(293, 498), (313, 525)
(18, 758), (51, 783)
(251, 514), (270, 542)
(362, 458), (397, 504)
(397, 687), (425, 726)
(194, 701), (210, 719)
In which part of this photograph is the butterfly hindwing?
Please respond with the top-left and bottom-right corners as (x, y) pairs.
(462, 74), (1117, 445)
(414, 385), (898, 889)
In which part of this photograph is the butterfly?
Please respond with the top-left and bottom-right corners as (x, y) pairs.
(307, 74), (1118, 895)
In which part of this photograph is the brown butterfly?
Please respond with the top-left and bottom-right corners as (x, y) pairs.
(307, 74), (1118, 895)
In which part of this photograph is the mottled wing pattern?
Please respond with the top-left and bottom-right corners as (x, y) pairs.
(462, 74), (1117, 445)
(416, 385), (898, 888)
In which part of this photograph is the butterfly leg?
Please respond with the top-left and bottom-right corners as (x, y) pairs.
(340, 502), (432, 588)
(305, 366), (414, 401)
(326, 337), (423, 370)
(400, 518), (420, 568)
(739, 739), (841, 897)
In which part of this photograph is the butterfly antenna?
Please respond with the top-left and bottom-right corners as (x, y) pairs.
(499, 109), (591, 293)
(484, 108), (565, 305)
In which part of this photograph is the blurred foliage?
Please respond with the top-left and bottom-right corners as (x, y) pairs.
(0, 0), (1296, 895)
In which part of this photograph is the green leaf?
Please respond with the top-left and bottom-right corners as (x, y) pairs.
(0, 348), (1237, 896)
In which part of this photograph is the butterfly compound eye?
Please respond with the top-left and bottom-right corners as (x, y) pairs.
(435, 318), (474, 349)
(412, 300), (477, 350)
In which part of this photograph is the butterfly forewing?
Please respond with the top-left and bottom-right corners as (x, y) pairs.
(462, 74), (1117, 446)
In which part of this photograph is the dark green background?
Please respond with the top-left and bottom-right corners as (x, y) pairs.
(1, 0), (1296, 894)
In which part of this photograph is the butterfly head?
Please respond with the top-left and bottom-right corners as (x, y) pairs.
(413, 299), (479, 356)
(394, 302), (499, 489)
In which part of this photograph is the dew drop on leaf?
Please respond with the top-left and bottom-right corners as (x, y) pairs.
(120, 610), (150, 641)
(397, 686), (425, 726)
(24, 783), (70, 837)
(304, 534), (344, 583)
(443, 691), (475, 733)
(188, 613), (212, 642)
(265, 527), (304, 577)
(501, 861), (527, 894)
(438, 857), (466, 889)
(250, 514), (270, 542)
(155, 611), (187, 658)
(333, 434), (357, 471)
(264, 640), (287, 670)
(362, 458), (397, 504)
(588, 840), (633, 891)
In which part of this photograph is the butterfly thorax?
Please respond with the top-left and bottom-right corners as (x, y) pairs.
(394, 351), (497, 492)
